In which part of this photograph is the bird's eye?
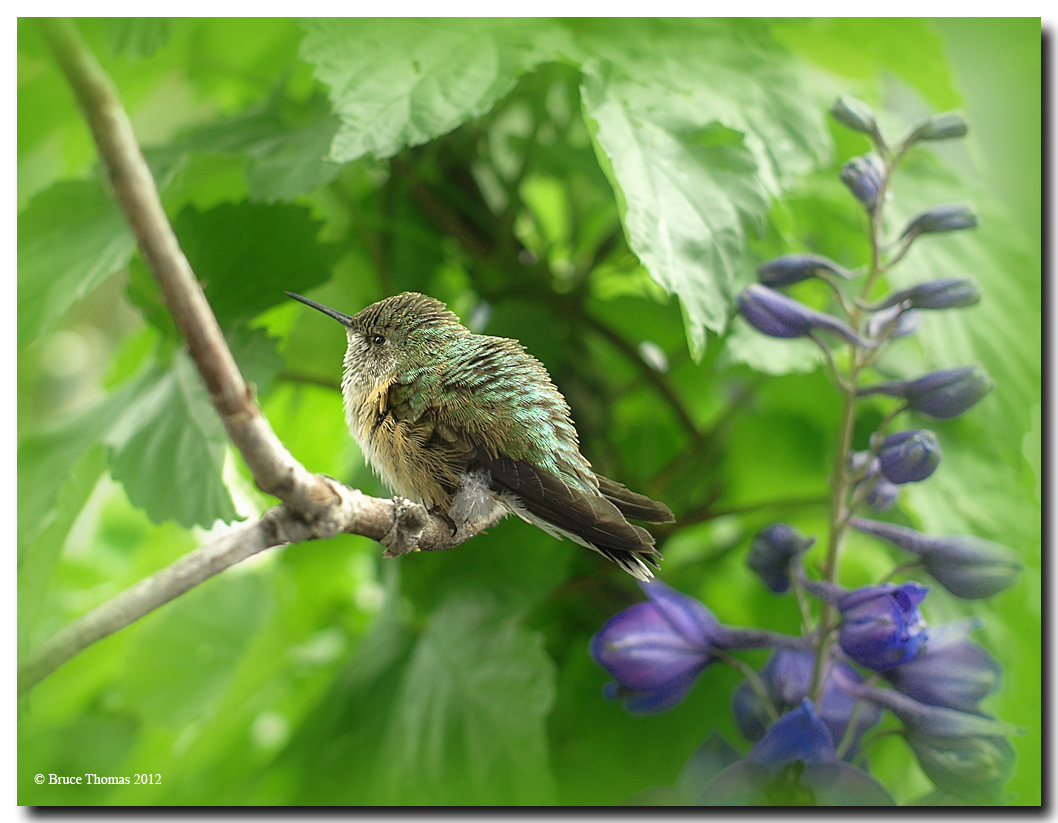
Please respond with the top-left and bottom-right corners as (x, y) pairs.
(371, 334), (385, 346)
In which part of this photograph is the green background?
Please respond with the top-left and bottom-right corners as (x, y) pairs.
(18, 18), (1040, 806)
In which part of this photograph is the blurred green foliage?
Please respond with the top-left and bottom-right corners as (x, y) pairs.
(17, 18), (1040, 806)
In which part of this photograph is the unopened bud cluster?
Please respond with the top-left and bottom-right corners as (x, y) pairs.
(590, 96), (1022, 806)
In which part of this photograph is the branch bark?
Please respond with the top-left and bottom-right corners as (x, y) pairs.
(20, 18), (494, 696)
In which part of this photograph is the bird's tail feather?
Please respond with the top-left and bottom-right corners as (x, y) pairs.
(480, 454), (666, 579)
(596, 475), (675, 523)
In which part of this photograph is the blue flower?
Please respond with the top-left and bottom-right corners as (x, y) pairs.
(699, 701), (896, 806)
(843, 679), (1019, 739)
(877, 429), (942, 484)
(590, 581), (721, 713)
(836, 583), (929, 671)
(747, 524), (815, 593)
(747, 698), (837, 766)
(850, 451), (900, 510)
(732, 649), (880, 759)
(885, 620), (1001, 713)
(864, 476), (900, 511)
(851, 517), (1022, 599)
(591, 582), (805, 713)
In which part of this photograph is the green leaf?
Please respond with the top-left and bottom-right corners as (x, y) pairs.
(577, 20), (831, 357)
(375, 593), (557, 804)
(97, 326), (280, 529)
(101, 18), (175, 59)
(172, 202), (341, 328)
(274, 592), (418, 805)
(17, 381), (141, 558)
(182, 92), (341, 201)
(18, 180), (137, 346)
(773, 19), (961, 112)
(582, 86), (765, 359)
(18, 445), (107, 655)
(244, 110), (342, 202)
(117, 572), (270, 726)
(299, 18), (563, 163)
(398, 517), (571, 614)
(106, 356), (238, 528)
(228, 324), (285, 396)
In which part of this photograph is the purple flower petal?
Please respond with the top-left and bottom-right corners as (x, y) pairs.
(591, 601), (712, 691)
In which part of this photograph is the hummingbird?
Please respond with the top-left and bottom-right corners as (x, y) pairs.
(286, 291), (674, 579)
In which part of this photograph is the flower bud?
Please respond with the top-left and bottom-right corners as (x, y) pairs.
(905, 733), (1016, 802)
(757, 254), (855, 288)
(885, 619), (1001, 713)
(835, 582), (929, 671)
(872, 277), (981, 311)
(877, 429), (941, 484)
(841, 155), (885, 212)
(841, 680), (1019, 801)
(858, 365), (994, 418)
(590, 580), (720, 713)
(738, 285), (871, 346)
(900, 203), (978, 239)
(844, 679), (1020, 739)
(747, 523), (815, 593)
(830, 95), (879, 137)
(850, 517), (1022, 599)
(911, 111), (970, 142)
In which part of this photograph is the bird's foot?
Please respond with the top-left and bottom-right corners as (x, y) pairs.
(429, 505), (459, 537)
(381, 496), (427, 558)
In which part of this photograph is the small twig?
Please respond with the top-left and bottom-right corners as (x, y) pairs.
(673, 493), (829, 530)
(576, 310), (704, 448)
(19, 507), (293, 696)
(18, 480), (500, 696)
(277, 370), (342, 392)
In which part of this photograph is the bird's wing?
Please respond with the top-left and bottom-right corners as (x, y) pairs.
(385, 334), (665, 577)
(478, 450), (659, 551)
(388, 334), (592, 484)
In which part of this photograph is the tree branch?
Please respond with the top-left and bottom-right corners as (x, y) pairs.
(574, 308), (704, 449)
(22, 18), (494, 695)
(38, 17), (328, 516)
(18, 488), (503, 696)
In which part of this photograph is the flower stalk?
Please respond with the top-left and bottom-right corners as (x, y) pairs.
(589, 95), (1021, 806)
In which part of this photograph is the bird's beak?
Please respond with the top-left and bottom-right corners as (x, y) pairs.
(285, 291), (355, 328)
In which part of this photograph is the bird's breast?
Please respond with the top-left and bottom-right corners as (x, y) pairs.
(342, 377), (456, 507)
